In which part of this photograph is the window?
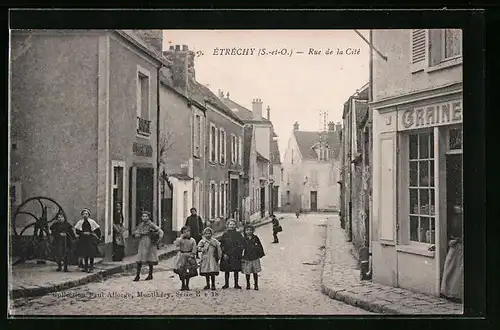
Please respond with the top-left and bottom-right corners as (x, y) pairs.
(238, 137), (242, 165)
(216, 183), (220, 217)
(408, 132), (436, 244)
(286, 190), (290, 204)
(429, 29), (462, 67)
(220, 129), (226, 165)
(210, 124), (216, 163)
(231, 134), (237, 164)
(137, 67), (151, 137)
(221, 182), (225, 217)
(448, 127), (463, 151)
(210, 183), (216, 219)
(194, 114), (202, 157)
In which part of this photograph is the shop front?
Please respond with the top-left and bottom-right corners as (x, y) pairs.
(372, 92), (463, 297)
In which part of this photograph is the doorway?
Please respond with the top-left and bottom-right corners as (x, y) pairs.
(230, 178), (239, 220)
(446, 153), (463, 240)
(310, 191), (318, 212)
(160, 177), (173, 243)
(260, 186), (266, 218)
(136, 168), (154, 224)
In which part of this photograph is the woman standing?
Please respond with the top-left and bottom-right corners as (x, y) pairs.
(112, 202), (126, 261)
(132, 211), (164, 281)
(50, 212), (76, 272)
(440, 202), (463, 302)
(74, 208), (101, 273)
(219, 219), (244, 289)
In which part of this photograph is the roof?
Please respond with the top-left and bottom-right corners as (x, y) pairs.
(116, 30), (169, 66)
(342, 82), (370, 119)
(270, 139), (281, 165)
(191, 83), (244, 124)
(293, 130), (341, 161)
(222, 98), (271, 123)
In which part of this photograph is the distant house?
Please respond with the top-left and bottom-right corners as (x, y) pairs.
(221, 94), (281, 222)
(281, 121), (341, 213)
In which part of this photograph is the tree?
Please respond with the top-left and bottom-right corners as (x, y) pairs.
(159, 125), (176, 187)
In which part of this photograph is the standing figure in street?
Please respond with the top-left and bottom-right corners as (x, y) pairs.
(185, 207), (204, 244)
(271, 215), (282, 243)
(49, 212), (76, 272)
(112, 202), (126, 261)
(174, 226), (198, 290)
(219, 219), (244, 289)
(440, 202), (463, 303)
(74, 208), (101, 273)
(295, 209), (300, 219)
(197, 227), (222, 290)
(132, 211), (164, 281)
(242, 224), (265, 290)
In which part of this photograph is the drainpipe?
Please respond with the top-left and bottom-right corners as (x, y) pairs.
(156, 65), (161, 226)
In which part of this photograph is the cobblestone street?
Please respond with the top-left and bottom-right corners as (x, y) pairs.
(11, 214), (372, 315)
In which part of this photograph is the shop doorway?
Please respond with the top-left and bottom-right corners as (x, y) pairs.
(136, 168), (154, 224)
(446, 153), (463, 240)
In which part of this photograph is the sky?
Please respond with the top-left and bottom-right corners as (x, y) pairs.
(162, 30), (370, 160)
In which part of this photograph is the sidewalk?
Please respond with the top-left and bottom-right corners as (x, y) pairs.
(321, 216), (463, 315)
(10, 215), (278, 299)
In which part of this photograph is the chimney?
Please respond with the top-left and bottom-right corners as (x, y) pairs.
(293, 122), (299, 131)
(134, 30), (163, 54)
(267, 106), (271, 121)
(328, 121), (335, 132)
(218, 89), (224, 98)
(163, 44), (196, 90)
(252, 98), (263, 120)
(226, 92), (230, 99)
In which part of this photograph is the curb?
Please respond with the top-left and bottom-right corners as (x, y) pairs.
(11, 217), (274, 299)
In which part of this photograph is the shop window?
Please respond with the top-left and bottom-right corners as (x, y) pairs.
(408, 132), (436, 244)
(449, 127), (463, 151)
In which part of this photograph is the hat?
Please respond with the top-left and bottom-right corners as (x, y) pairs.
(81, 208), (91, 216)
(141, 210), (151, 217)
(243, 224), (255, 233)
(226, 218), (237, 227)
(202, 227), (213, 235)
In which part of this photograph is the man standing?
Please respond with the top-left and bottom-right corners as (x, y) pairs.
(185, 207), (204, 244)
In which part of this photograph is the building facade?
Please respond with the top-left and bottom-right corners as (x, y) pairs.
(339, 83), (372, 254)
(371, 29), (463, 296)
(281, 122), (341, 213)
(10, 29), (166, 259)
(221, 94), (276, 222)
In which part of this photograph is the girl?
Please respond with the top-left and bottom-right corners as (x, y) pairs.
(440, 202), (463, 302)
(271, 215), (282, 243)
(198, 227), (222, 290)
(242, 224), (265, 290)
(74, 208), (101, 273)
(132, 211), (164, 281)
(174, 226), (198, 290)
(112, 202), (126, 261)
(219, 219), (244, 289)
(50, 212), (76, 272)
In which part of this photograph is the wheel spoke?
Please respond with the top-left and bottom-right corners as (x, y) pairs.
(19, 222), (36, 236)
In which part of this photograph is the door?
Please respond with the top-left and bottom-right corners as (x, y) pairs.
(160, 178), (173, 243)
(446, 153), (463, 241)
(136, 168), (154, 223)
(260, 186), (266, 218)
(230, 178), (239, 220)
(310, 191), (318, 212)
(272, 186), (279, 212)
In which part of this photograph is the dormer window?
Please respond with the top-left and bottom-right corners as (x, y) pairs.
(317, 144), (329, 161)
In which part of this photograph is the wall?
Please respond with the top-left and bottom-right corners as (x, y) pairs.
(10, 32), (99, 230)
(302, 161), (339, 211)
(372, 29), (462, 102)
(192, 104), (206, 219)
(280, 132), (304, 212)
(254, 124), (271, 160)
(172, 179), (193, 232)
(158, 84), (192, 175)
(109, 34), (159, 242)
(397, 251), (437, 295)
(205, 104), (244, 221)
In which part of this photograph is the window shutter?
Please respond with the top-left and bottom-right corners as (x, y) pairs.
(379, 133), (396, 241)
(411, 29), (427, 72)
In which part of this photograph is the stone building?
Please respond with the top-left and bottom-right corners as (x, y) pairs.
(370, 29), (463, 296)
(339, 83), (371, 255)
(281, 122), (341, 213)
(10, 29), (167, 258)
(221, 94), (280, 222)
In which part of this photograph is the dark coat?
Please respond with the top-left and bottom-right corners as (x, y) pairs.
(185, 215), (204, 242)
(76, 220), (101, 258)
(242, 234), (265, 261)
(219, 230), (244, 272)
(272, 218), (281, 233)
(50, 221), (76, 259)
